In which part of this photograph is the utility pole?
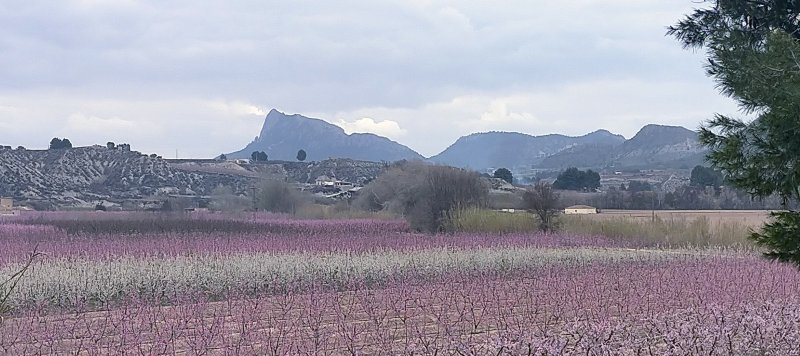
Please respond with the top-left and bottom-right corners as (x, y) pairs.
(250, 186), (257, 221)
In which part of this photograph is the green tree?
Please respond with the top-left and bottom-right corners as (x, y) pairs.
(250, 151), (267, 162)
(626, 180), (653, 193)
(296, 149), (307, 161)
(106, 142), (115, 149)
(493, 168), (513, 184)
(690, 165), (724, 188)
(49, 138), (72, 149)
(49, 138), (62, 149)
(671, 1), (800, 264)
(553, 167), (601, 191)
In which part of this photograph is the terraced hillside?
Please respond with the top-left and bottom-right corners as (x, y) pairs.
(0, 147), (251, 208)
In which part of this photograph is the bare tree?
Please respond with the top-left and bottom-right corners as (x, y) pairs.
(354, 162), (489, 232)
(256, 180), (308, 214)
(1, 247), (42, 323)
(523, 182), (561, 232)
(209, 185), (251, 212)
(408, 165), (489, 232)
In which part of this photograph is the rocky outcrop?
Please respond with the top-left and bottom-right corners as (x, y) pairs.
(227, 109), (423, 162)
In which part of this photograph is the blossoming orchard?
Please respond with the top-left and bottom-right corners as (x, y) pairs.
(1, 212), (799, 354)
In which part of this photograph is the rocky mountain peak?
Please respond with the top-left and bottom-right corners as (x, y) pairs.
(585, 129), (625, 140)
(230, 109), (423, 162)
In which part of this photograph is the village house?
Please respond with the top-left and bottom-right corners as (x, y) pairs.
(0, 197), (12, 210)
(0, 197), (19, 216)
(564, 205), (597, 215)
(315, 176), (355, 190)
(315, 176), (333, 186)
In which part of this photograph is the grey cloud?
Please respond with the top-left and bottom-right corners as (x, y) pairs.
(0, 0), (733, 157)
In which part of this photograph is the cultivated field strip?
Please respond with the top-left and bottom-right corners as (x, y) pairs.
(0, 247), (725, 311)
(2, 214), (798, 354)
(3, 258), (800, 354)
(0, 222), (621, 266)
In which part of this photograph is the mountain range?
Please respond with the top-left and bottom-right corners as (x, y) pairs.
(228, 109), (707, 171)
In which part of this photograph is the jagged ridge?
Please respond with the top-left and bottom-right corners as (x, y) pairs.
(539, 124), (707, 169)
(429, 130), (627, 170)
(227, 109), (424, 162)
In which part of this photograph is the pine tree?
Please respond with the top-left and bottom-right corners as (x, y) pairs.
(493, 168), (513, 184)
(49, 138), (62, 150)
(671, 1), (800, 265)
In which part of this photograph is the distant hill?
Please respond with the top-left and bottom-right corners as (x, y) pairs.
(429, 130), (626, 170)
(227, 109), (424, 162)
(0, 146), (390, 209)
(0, 146), (253, 209)
(540, 124), (707, 169)
(611, 124), (707, 168)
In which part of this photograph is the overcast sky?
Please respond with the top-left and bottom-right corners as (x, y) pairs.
(0, 0), (739, 158)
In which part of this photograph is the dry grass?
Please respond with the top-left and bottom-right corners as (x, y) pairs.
(559, 210), (770, 247)
(447, 208), (770, 248)
(592, 210), (771, 229)
(447, 208), (538, 233)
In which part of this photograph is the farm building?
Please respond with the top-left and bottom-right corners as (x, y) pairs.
(564, 205), (597, 215)
(0, 197), (19, 216)
(0, 197), (12, 210)
(315, 176), (333, 186)
(315, 176), (355, 190)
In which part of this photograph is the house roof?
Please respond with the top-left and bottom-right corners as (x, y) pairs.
(565, 205), (596, 210)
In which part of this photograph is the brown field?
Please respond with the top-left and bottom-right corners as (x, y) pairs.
(559, 210), (774, 247)
(591, 210), (772, 229)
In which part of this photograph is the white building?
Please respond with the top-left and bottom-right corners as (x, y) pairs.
(0, 197), (12, 211)
(564, 205), (597, 215)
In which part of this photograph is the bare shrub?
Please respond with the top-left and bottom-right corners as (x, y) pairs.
(160, 197), (193, 212)
(523, 182), (561, 232)
(209, 185), (251, 212)
(487, 190), (525, 210)
(353, 161), (429, 214)
(355, 162), (488, 232)
(256, 180), (308, 214)
(1, 247), (41, 322)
